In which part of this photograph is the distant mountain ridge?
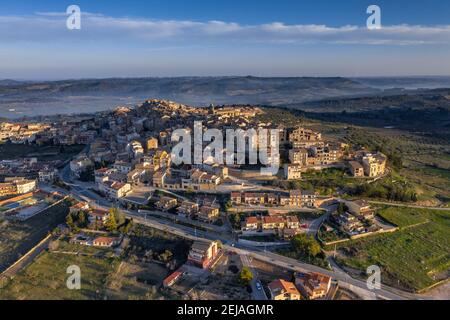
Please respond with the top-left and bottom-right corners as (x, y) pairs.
(352, 76), (450, 90)
(0, 76), (377, 103)
(1, 76), (450, 119)
(0, 76), (378, 118)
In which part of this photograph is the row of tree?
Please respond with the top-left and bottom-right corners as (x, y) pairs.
(349, 181), (418, 202)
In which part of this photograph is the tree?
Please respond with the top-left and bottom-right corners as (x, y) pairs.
(120, 219), (133, 234)
(110, 207), (125, 226)
(158, 250), (173, 263)
(224, 200), (232, 212)
(238, 267), (253, 285)
(105, 212), (118, 232)
(291, 234), (322, 257)
(66, 214), (75, 229)
(77, 211), (88, 228)
(337, 202), (347, 215)
(309, 240), (321, 257)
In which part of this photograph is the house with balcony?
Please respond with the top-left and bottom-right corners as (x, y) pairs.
(155, 196), (178, 211)
(188, 240), (219, 269)
(197, 205), (220, 223)
(348, 161), (364, 177)
(294, 272), (332, 300)
(98, 180), (131, 200)
(177, 201), (199, 218)
(268, 279), (301, 300)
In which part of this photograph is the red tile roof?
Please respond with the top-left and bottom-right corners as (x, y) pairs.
(163, 270), (183, 287)
(268, 279), (300, 296)
(245, 216), (259, 224)
(263, 216), (285, 224)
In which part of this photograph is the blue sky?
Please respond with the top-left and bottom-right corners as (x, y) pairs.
(1, 0), (450, 79)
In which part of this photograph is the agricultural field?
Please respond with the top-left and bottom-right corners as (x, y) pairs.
(0, 224), (191, 300)
(0, 250), (118, 300)
(0, 200), (70, 272)
(376, 206), (430, 228)
(106, 261), (167, 300)
(333, 206), (450, 292)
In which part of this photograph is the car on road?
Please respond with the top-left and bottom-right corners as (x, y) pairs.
(256, 282), (262, 291)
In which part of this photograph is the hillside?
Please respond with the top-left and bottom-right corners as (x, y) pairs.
(0, 76), (377, 118)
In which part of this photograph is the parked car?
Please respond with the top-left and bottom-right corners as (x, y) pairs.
(256, 282), (262, 291)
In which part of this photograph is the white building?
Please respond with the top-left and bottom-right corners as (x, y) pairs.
(70, 156), (93, 178)
(15, 179), (37, 194)
(99, 181), (132, 200)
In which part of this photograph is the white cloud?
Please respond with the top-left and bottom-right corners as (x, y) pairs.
(0, 12), (449, 45)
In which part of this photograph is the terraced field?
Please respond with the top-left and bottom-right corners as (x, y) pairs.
(333, 206), (449, 292)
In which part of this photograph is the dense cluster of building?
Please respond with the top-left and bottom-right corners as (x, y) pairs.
(0, 122), (50, 144)
(284, 127), (344, 180)
(3, 100), (387, 211)
(60, 100), (265, 201)
(0, 157), (58, 184)
(283, 127), (387, 180)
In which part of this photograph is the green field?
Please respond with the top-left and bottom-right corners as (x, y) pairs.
(334, 207), (450, 292)
(420, 167), (450, 180)
(377, 206), (430, 228)
(0, 201), (70, 272)
(0, 251), (118, 300)
(0, 224), (190, 300)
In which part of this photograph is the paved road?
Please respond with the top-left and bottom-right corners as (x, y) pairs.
(138, 209), (229, 234)
(306, 205), (336, 236)
(235, 205), (318, 213)
(239, 248), (419, 300)
(240, 254), (268, 300)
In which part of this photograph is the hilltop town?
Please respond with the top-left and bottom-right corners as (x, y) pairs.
(0, 99), (447, 301)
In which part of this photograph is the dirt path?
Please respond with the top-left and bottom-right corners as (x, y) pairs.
(419, 281), (450, 300)
(1, 234), (52, 279)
